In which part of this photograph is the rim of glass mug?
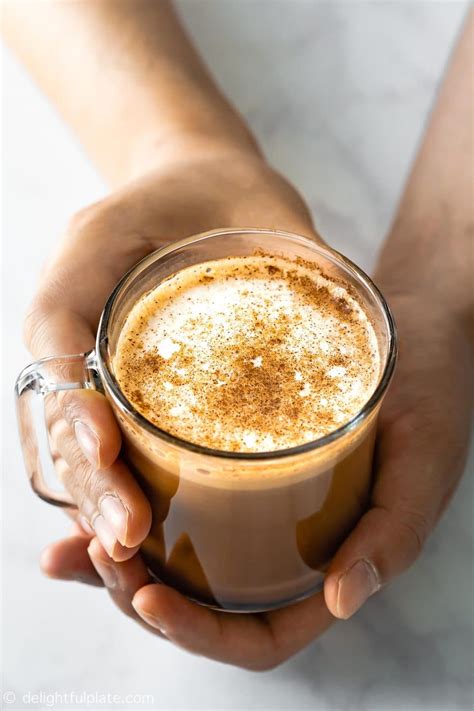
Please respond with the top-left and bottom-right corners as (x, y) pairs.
(96, 227), (397, 461)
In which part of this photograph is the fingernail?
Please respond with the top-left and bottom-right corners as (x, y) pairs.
(88, 544), (119, 589)
(99, 495), (128, 545)
(336, 558), (381, 619)
(92, 515), (117, 558)
(132, 601), (168, 635)
(74, 421), (100, 468)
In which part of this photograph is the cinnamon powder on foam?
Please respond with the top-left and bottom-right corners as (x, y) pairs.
(113, 254), (380, 453)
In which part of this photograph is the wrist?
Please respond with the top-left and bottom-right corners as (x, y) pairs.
(375, 214), (472, 330)
(125, 122), (263, 185)
(375, 271), (473, 355)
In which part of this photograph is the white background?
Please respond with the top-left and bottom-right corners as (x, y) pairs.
(2, 2), (473, 710)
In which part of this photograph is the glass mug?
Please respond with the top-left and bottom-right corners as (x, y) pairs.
(15, 229), (397, 612)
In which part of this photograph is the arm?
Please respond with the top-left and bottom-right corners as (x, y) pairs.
(376, 9), (473, 326)
(5, 1), (473, 669)
(324, 10), (473, 618)
(5, 0), (326, 670)
(3, 0), (260, 186)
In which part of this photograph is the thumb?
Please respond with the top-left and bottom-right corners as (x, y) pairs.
(23, 302), (152, 555)
(323, 406), (470, 620)
(24, 304), (121, 470)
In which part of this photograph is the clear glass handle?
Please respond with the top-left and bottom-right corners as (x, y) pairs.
(15, 350), (101, 508)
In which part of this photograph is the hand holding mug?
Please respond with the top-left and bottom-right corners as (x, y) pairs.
(18, 149), (472, 670)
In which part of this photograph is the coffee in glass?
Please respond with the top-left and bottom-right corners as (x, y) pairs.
(15, 229), (397, 612)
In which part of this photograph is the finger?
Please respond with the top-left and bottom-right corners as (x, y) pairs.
(132, 584), (273, 669)
(89, 540), (333, 666)
(87, 538), (166, 638)
(26, 243), (153, 556)
(88, 537), (151, 593)
(132, 584), (333, 670)
(50, 452), (129, 541)
(59, 390), (122, 472)
(324, 405), (470, 620)
(54, 458), (148, 562)
(261, 592), (335, 663)
(40, 536), (103, 587)
(49, 448), (151, 560)
(69, 519), (94, 537)
(75, 517), (95, 536)
(29, 308), (121, 471)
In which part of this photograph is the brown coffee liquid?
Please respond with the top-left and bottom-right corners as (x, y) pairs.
(117, 415), (377, 610)
(110, 253), (382, 610)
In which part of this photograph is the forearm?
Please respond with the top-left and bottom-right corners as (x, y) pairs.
(3, 0), (260, 186)
(375, 10), (473, 328)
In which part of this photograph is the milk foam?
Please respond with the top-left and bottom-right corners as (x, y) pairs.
(113, 254), (380, 452)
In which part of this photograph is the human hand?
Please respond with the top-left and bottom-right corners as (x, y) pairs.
(42, 277), (472, 669)
(323, 288), (472, 616)
(21, 0), (474, 670)
(26, 140), (319, 563)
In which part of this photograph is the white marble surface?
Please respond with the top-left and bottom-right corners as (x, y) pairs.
(2, 1), (473, 709)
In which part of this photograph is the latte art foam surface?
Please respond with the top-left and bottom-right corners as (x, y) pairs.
(113, 254), (381, 452)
